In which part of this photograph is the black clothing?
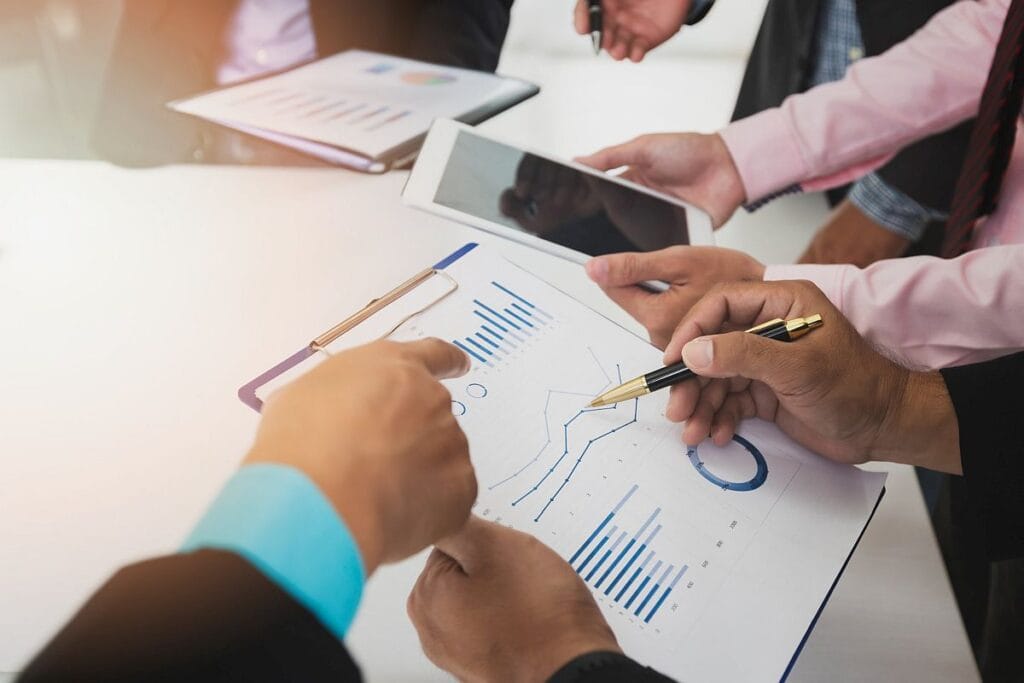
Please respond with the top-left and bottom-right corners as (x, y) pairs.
(20, 549), (674, 682)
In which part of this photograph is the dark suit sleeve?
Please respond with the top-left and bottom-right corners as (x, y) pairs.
(941, 352), (1024, 562)
(405, 0), (513, 72)
(548, 651), (676, 682)
(18, 550), (362, 683)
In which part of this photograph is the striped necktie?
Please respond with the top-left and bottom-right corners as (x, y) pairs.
(942, 0), (1024, 257)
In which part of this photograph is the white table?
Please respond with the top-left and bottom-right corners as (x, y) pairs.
(0, 158), (978, 681)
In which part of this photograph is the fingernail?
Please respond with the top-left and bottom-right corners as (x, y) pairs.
(585, 258), (608, 283)
(682, 338), (713, 370)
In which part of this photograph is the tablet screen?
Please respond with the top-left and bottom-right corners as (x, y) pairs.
(432, 130), (690, 256)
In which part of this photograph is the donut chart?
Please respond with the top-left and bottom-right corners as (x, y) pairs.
(687, 434), (768, 492)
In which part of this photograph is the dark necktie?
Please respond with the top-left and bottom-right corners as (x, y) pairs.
(942, 0), (1024, 257)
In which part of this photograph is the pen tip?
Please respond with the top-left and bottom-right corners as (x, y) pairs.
(591, 33), (601, 54)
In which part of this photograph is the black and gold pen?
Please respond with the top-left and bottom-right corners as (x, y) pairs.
(588, 315), (824, 407)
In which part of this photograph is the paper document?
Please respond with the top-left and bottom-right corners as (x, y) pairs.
(255, 245), (886, 682)
(170, 50), (536, 161)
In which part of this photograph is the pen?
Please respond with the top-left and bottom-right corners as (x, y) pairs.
(588, 315), (824, 407)
(588, 0), (602, 54)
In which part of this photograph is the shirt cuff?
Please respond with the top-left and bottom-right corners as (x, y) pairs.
(846, 172), (948, 242)
(763, 263), (854, 313)
(686, 0), (715, 24)
(181, 463), (365, 640)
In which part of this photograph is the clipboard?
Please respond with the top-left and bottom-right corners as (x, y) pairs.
(238, 243), (478, 411)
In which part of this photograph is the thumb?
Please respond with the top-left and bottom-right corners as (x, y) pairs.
(433, 516), (498, 575)
(682, 332), (800, 389)
(585, 249), (686, 287)
(575, 139), (645, 171)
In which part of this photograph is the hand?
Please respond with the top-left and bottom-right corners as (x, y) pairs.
(408, 517), (620, 682)
(661, 280), (961, 473)
(574, 0), (692, 62)
(577, 133), (745, 227)
(799, 199), (911, 266)
(245, 339), (476, 575)
(585, 246), (765, 349)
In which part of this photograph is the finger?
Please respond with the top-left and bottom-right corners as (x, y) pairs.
(710, 392), (756, 445)
(609, 29), (633, 60)
(573, 0), (588, 34)
(401, 338), (471, 379)
(682, 391), (716, 446)
(629, 38), (648, 63)
(575, 137), (646, 171)
(585, 247), (689, 288)
(433, 516), (497, 575)
(680, 330), (817, 399)
(597, 284), (663, 330)
(664, 280), (807, 362)
(665, 380), (700, 423)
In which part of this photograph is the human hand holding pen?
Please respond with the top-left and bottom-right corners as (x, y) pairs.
(573, 0), (693, 61)
(661, 281), (961, 474)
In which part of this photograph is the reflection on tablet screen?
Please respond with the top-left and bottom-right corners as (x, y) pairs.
(433, 131), (690, 256)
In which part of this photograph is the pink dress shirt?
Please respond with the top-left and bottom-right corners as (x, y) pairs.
(719, 0), (1024, 369)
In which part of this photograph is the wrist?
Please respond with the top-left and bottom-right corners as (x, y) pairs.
(245, 446), (387, 575)
(710, 134), (746, 224)
(868, 370), (961, 474)
(526, 623), (621, 682)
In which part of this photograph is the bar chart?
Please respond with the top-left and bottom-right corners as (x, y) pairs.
(570, 485), (689, 625)
(451, 281), (555, 367)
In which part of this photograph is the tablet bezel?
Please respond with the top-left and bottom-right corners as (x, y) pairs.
(402, 119), (715, 266)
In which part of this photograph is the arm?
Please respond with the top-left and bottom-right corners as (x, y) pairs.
(720, 0), (1007, 203)
(19, 339), (476, 681)
(18, 549), (362, 682)
(407, 0), (513, 72)
(765, 245), (1024, 369)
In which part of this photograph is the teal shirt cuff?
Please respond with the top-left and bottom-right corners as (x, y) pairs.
(181, 463), (365, 640)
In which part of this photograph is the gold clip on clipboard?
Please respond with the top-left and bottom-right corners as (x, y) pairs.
(238, 243), (477, 411)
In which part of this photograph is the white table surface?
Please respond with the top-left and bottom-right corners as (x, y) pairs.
(0, 157), (978, 681)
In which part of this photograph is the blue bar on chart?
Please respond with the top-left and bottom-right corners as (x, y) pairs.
(454, 282), (555, 368)
(569, 485), (689, 626)
(644, 564), (688, 623)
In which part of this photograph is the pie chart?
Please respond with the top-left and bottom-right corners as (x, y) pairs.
(401, 71), (457, 86)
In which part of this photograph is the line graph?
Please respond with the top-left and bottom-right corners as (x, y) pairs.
(488, 356), (640, 522)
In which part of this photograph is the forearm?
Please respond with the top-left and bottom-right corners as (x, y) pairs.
(721, 0), (1006, 202)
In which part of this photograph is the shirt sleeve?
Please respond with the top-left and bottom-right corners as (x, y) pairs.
(763, 245), (1024, 370)
(181, 463), (366, 640)
(720, 0), (1007, 205)
(846, 171), (948, 242)
(940, 352), (1024, 561)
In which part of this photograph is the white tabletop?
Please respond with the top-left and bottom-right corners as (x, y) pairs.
(0, 156), (978, 681)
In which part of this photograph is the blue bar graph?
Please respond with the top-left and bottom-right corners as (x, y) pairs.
(454, 282), (554, 368)
(645, 565), (688, 623)
(569, 485), (688, 626)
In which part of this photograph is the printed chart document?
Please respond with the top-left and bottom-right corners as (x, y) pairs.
(254, 245), (887, 682)
(169, 50), (538, 171)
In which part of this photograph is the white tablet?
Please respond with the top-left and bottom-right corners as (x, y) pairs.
(403, 119), (714, 265)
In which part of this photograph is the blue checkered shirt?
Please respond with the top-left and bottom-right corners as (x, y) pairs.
(810, 0), (946, 241)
